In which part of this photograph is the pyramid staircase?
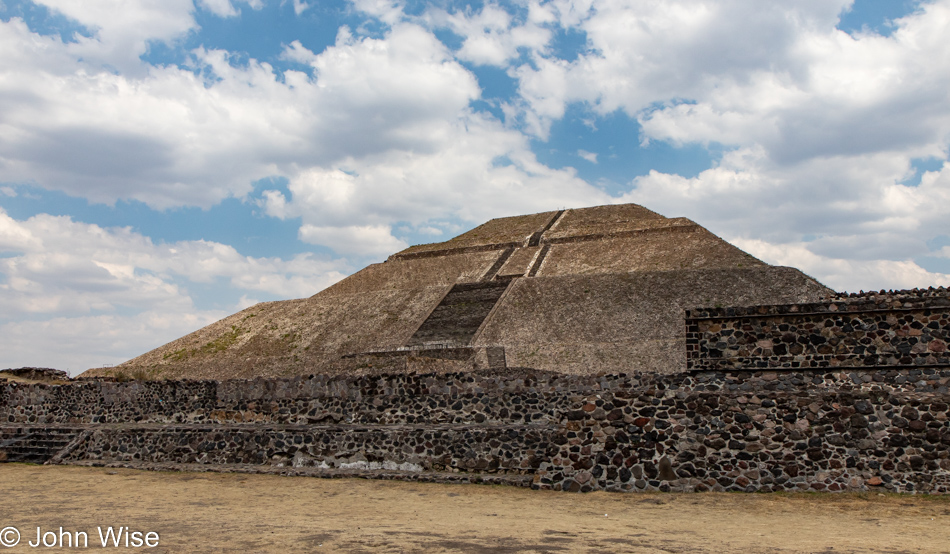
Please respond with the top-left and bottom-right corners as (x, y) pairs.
(406, 278), (513, 347)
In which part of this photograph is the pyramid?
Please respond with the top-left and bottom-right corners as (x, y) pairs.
(81, 203), (831, 380)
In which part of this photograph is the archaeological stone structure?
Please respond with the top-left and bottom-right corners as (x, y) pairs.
(3, 203), (950, 494)
(79, 203), (830, 381)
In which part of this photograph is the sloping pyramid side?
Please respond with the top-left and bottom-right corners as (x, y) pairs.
(80, 204), (831, 379)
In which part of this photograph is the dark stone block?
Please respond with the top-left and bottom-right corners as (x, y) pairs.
(854, 400), (874, 415)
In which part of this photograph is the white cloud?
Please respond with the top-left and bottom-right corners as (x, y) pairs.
(260, 115), (608, 249)
(32, 0), (197, 72)
(426, 2), (554, 67)
(0, 208), (348, 372)
(198, 0), (238, 17)
(0, 21), (480, 208)
(0, 311), (228, 376)
(503, 0), (950, 173)
(349, 0), (406, 27)
(577, 149), (597, 163)
(197, 0), (265, 18)
(256, 25), (609, 252)
(299, 224), (408, 256)
(732, 238), (950, 292)
(636, 5), (950, 164)
(512, 1), (850, 128)
(280, 39), (317, 64)
(0, 11), (605, 237)
(0, 208), (347, 315)
(292, 0), (309, 16)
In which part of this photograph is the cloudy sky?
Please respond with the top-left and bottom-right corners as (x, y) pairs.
(1, 0), (949, 373)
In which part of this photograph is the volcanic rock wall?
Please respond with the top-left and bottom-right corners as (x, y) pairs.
(4, 367), (950, 492)
(686, 288), (950, 371)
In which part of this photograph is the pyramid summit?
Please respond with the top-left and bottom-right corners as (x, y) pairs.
(81, 203), (831, 380)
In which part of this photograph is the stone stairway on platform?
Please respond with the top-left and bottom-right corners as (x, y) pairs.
(63, 459), (538, 487)
(406, 279), (512, 347)
(0, 427), (83, 464)
(1, 421), (558, 486)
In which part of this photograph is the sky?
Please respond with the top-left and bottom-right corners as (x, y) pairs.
(1, 0), (949, 374)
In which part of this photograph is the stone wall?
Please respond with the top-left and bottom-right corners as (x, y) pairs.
(2, 371), (605, 426)
(686, 288), (950, 371)
(5, 366), (950, 493)
(535, 368), (950, 493)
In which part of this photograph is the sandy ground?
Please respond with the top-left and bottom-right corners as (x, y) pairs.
(1, 464), (949, 553)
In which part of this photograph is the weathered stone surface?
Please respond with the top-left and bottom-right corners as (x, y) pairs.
(0, 367), (70, 382)
(687, 288), (950, 372)
(476, 267), (829, 375)
(6, 364), (950, 494)
(79, 203), (830, 380)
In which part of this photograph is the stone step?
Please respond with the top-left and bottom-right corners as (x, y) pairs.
(62, 459), (537, 487)
(0, 429), (82, 464)
(7, 439), (73, 448)
(3, 441), (69, 454)
(407, 279), (513, 346)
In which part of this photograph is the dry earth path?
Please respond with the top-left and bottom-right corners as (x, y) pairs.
(0, 464), (948, 553)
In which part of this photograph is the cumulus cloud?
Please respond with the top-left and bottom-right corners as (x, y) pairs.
(197, 0), (263, 18)
(258, 26), (609, 247)
(0, 208), (347, 372)
(426, 1), (554, 66)
(512, 1), (847, 127)
(31, 0), (197, 72)
(502, 0), (950, 172)
(292, 0), (310, 16)
(299, 224), (408, 256)
(261, 117), (608, 248)
(198, 0), (240, 17)
(1, 21), (483, 208)
(0, 209), (346, 315)
(349, 0), (407, 27)
(636, 4), (950, 164)
(732, 238), (950, 292)
(280, 39), (317, 64)
(0, 17), (597, 220)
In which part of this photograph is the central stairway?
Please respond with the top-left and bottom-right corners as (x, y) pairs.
(406, 279), (512, 347)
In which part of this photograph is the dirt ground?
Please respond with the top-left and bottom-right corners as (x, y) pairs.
(0, 464), (949, 553)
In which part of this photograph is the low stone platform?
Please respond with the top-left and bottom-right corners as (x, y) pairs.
(5, 365), (950, 493)
(60, 459), (537, 487)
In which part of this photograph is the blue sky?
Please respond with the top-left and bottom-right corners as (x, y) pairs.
(1, 0), (949, 373)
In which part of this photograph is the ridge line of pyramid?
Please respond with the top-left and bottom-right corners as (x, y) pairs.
(389, 207), (692, 261)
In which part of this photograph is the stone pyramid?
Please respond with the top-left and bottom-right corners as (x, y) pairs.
(81, 203), (831, 380)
